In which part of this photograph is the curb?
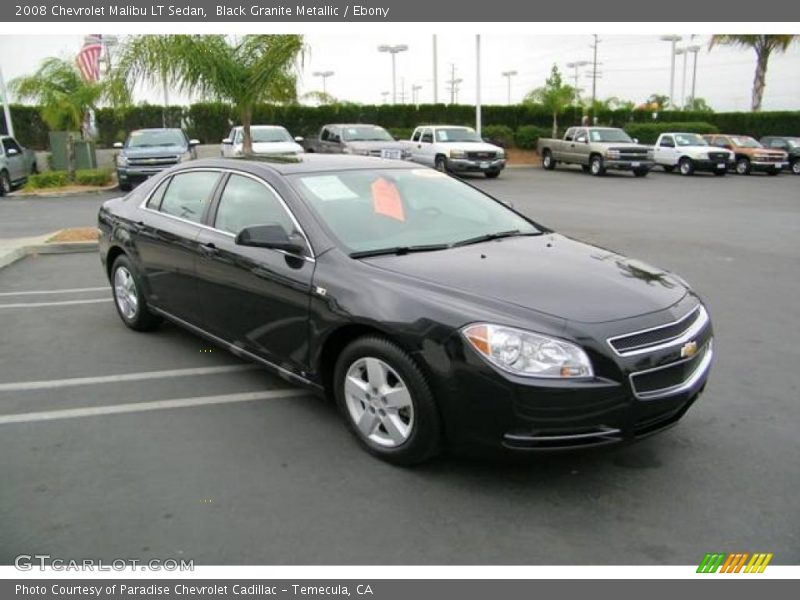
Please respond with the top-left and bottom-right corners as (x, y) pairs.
(8, 183), (120, 199)
(0, 238), (99, 271)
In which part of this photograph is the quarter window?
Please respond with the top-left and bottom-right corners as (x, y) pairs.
(214, 174), (296, 237)
(159, 171), (219, 223)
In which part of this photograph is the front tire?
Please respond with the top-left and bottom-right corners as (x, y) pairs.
(590, 155), (606, 176)
(542, 150), (556, 170)
(334, 336), (441, 465)
(679, 157), (695, 176)
(484, 170), (500, 179)
(735, 157), (751, 175)
(792, 159), (800, 175)
(633, 168), (649, 178)
(111, 255), (160, 331)
(435, 155), (448, 173)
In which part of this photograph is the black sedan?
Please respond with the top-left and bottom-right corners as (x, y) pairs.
(98, 156), (714, 465)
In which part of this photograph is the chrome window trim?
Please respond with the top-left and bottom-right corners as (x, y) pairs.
(137, 166), (316, 263)
(607, 304), (707, 357)
(629, 340), (713, 401)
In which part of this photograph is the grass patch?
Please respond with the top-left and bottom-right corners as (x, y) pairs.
(25, 169), (112, 190)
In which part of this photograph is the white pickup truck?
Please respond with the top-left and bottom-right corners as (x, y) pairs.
(401, 125), (506, 178)
(653, 132), (734, 176)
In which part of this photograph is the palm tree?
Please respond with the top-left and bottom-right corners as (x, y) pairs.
(113, 35), (304, 154)
(10, 57), (127, 135)
(524, 65), (575, 138)
(709, 35), (798, 111)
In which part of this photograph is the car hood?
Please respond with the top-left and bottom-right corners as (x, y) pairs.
(362, 234), (688, 324)
(250, 141), (304, 154)
(679, 145), (732, 154)
(441, 141), (502, 152)
(345, 141), (407, 151)
(122, 144), (187, 157)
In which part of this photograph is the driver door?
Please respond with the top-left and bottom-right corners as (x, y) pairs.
(2, 138), (25, 182)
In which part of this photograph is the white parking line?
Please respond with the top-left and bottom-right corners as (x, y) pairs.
(0, 364), (261, 392)
(0, 298), (112, 309)
(0, 286), (110, 297)
(0, 389), (309, 425)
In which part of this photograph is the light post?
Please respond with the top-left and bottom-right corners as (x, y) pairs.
(566, 61), (589, 107)
(0, 65), (14, 138)
(476, 34), (481, 136)
(501, 70), (518, 105)
(378, 44), (408, 104)
(686, 44), (702, 106)
(412, 84), (422, 105)
(675, 48), (688, 109)
(381, 91), (389, 104)
(312, 70), (334, 95)
(660, 35), (682, 109)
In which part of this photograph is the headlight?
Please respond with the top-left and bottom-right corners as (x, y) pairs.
(450, 150), (467, 159)
(116, 154), (128, 167)
(605, 149), (620, 159)
(497, 149), (505, 158)
(462, 323), (593, 378)
(177, 151), (193, 163)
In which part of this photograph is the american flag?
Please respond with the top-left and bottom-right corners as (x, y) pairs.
(76, 35), (103, 82)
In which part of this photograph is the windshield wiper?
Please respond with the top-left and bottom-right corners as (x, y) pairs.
(350, 244), (450, 259)
(451, 229), (540, 248)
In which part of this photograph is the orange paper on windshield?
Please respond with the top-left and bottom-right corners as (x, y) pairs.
(371, 177), (405, 221)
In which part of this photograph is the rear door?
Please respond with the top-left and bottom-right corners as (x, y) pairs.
(416, 128), (435, 166)
(134, 169), (222, 325)
(194, 171), (314, 372)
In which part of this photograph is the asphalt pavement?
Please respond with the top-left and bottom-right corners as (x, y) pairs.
(0, 167), (798, 565)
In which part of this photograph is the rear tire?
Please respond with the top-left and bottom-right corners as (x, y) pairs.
(333, 336), (441, 466)
(679, 157), (695, 176)
(0, 170), (10, 196)
(119, 181), (132, 192)
(110, 255), (161, 331)
(542, 150), (556, 170)
(735, 157), (751, 175)
(590, 155), (606, 176)
(663, 165), (675, 173)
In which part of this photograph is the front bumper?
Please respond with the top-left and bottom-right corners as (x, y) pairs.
(693, 159), (734, 172)
(117, 166), (175, 184)
(750, 160), (784, 172)
(603, 159), (655, 171)
(447, 157), (506, 173)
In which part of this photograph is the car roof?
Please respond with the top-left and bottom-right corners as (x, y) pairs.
(420, 125), (473, 129)
(181, 155), (417, 176)
(131, 128), (184, 133)
(327, 123), (382, 127)
(232, 125), (287, 130)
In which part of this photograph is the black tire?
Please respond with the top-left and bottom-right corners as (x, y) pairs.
(792, 159), (800, 175)
(333, 336), (441, 465)
(484, 170), (500, 179)
(0, 170), (10, 196)
(767, 170), (780, 176)
(435, 155), (448, 173)
(31, 163), (39, 175)
(735, 157), (751, 175)
(714, 169), (727, 176)
(590, 155), (606, 176)
(663, 165), (675, 173)
(633, 168), (649, 178)
(542, 150), (556, 170)
(581, 165), (590, 173)
(678, 157), (695, 176)
(119, 181), (132, 192)
(110, 254), (161, 331)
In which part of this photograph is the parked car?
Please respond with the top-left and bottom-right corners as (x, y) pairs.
(304, 124), (410, 160)
(0, 135), (38, 196)
(759, 136), (800, 175)
(653, 132), (734, 176)
(400, 125), (506, 178)
(221, 125), (304, 158)
(114, 128), (199, 191)
(98, 155), (713, 465)
(538, 127), (654, 177)
(703, 134), (787, 176)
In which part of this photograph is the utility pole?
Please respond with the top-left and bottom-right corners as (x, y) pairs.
(501, 70), (518, 105)
(476, 35), (482, 136)
(590, 35), (600, 118)
(660, 35), (682, 109)
(432, 35), (438, 104)
(0, 65), (14, 138)
(446, 63), (462, 105)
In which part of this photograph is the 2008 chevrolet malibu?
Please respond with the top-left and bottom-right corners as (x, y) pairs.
(98, 155), (713, 465)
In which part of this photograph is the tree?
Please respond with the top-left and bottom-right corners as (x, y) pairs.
(709, 35), (798, 111)
(114, 35), (304, 154)
(646, 94), (670, 110)
(684, 97), (714, 112)
(524, 65), (576, 138)
(301, 90), (339, 106)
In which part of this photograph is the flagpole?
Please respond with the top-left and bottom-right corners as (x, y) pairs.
(0, 64), (14, 138)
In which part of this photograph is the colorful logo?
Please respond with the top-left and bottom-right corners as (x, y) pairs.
(697, 552), (773, 573)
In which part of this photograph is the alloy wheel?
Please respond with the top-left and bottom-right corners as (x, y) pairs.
(344, 357), (414, 448)
(793, 161), (800, 175)
(114, 266), (139, 320)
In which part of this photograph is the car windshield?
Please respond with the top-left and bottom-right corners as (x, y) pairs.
(250, 127), (293, 143)
(730, 136), (762, 148)
(435, 128), (482, 143)
(126, 130), (186, 148)
(290, 169), (540, 254)
(589, 129), (634, 143)
(341, 126), (393, 142)
(675, 133), (708, 147)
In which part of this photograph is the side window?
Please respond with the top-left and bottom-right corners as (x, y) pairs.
(146, 177), (171, 209)
(320, 128), (330, 141)
(234, 129), (243, 144)
(574, 129), (587, 142)
(3, 138), (21, 154)
(330, 128), (341, 143)
(159, 171), (219, 223)
(214, 174), (296, 237)
(660, 136), (674, 147)
(412, 129), (421, 142)
(770, 139), (787, 149)
(421, 129), (433, 143)
(564, 128), (575, 141)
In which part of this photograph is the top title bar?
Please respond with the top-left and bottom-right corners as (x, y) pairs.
(4, 0), (800, 22)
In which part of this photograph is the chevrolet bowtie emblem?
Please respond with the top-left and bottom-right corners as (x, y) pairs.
(681, 341), (698, 358)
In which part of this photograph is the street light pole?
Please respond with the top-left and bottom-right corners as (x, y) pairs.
(476, 35), (482, 136)
(432, 35), (438, 103)
(675, 48), (688, 108)
(378, 44), (408, 104)
(313, 70), (334, 95)
(0, 65), (14, 138)
(412, 84), (423, 105)
(501, 70), (518, 105)
(660, 35), (682, 109)
(687, 44), (702, 105)
(566, 61), (589, 106)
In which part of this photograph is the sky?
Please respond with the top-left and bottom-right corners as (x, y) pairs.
(1, 33), (799, 111)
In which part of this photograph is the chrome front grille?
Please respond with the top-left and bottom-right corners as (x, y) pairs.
(467, 151), (497, 160)
(608, 305), (708, 357)
(629, 341), (713, 400)
(128, 155), (179, 167)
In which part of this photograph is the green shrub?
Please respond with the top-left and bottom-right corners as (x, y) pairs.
(74, 169), (112, 187)
(387, 127), (413, 141)
(481, 125), (515, 148)
(514, 125), (550, 150)
(25, 171), (70, 189)
(624, 122), (719, 145)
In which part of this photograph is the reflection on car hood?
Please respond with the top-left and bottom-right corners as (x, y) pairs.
(122, 144), (187, 157)
(250, 141), (304, 154)
(363, 234), (687, 324)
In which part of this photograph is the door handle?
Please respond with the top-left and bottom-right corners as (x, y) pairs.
(200, 242), (218, 255)
(131, 220), (145, 232)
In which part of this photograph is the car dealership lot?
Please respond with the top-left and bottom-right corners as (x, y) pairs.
(1, 168), (798, 565)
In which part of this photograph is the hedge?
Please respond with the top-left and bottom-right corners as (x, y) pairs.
(514, 125), (550, 150)
(623, 122), (719, 145)
(482, 125), (515, 148)
(24, 168), (111, 190)
(6, 102), (800, 150)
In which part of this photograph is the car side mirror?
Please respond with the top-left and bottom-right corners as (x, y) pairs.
(6, 148), (18, 156)
(632, 138), (639, 144)
(235, 224), (304, 255)
(113, 142), (124, 149)
(189, 139), (200, 147)
(222, 138), (233, 145)
(294, 136), (304, 143)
